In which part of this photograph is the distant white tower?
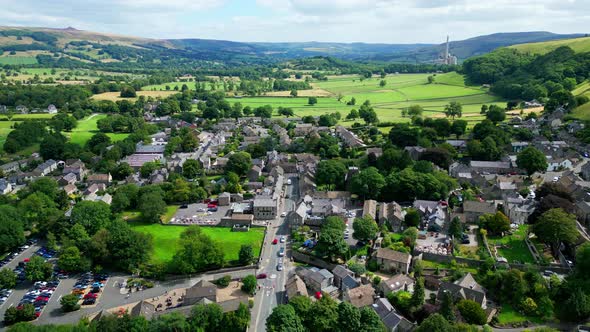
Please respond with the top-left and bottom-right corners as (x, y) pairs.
(445, 35), (450, 64)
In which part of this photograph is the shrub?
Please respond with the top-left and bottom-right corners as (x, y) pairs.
(457, 299), (487, 325)
(215, 275), (232, 288)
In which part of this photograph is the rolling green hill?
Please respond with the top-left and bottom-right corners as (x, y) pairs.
(508, 36), (590, 55)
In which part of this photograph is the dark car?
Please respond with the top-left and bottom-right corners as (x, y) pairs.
(82, 298), (96, 305)
(256, 273), (267, 279)
(180, 204), (188, 209)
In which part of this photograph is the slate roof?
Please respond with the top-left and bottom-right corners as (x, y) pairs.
(185, 280), (216, 300)
(463, 201), (496, 214)
(374, 248), (412, 264)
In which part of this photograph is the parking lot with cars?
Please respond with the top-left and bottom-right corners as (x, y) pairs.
(70, 272), (108, 307)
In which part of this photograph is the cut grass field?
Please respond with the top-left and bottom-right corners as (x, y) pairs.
(229, 72), (505, 124)
(129, 221), (265, 264)
(67, 114), (129, 146)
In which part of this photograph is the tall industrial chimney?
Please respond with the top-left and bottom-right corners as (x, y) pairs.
(445, 36), (450, 64)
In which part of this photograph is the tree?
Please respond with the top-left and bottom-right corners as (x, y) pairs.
(25, 256), (52, 282)
(444, 101), (462, 119)
(58, 246), (89, 272)
(517, 147), (548, 176)
(238, 245), (254, 265)
(315, 160), (347, 190)
(411, 277), (425, 308)
(266, 305), (305, 332)
(0, 268), (17, 290)
(448, 216), (463, 240)
(451, 119), (468, 138)
(350, 167), (385, 200)
(379, 79), (387, 87)
(290, 89), (298, 97)
(352, 215), (379, 242)
(278, 107), (294, 117)
(575, 242), (590, 277)
(140, 161), (159, 178)
(416, 313), (451, 332)
(337, 302), (361, 332)
(389, 123), (420, 147)
(440, 289), (455, 322)
(182, 159), (202, 179)
(479, 212), (510, 235)
(0, 205), (25, 253)
(60, 294), (81, 312)
(533, 208), (579, 249)
(346, 109), (359, 120)
(316, 217), (348, 260)
(138, 191), (167, 223)
(171, 226), (224, 273)
(428, 75), (435, 84)
(348, 262), (366, 276)
(407, 105), (424, 117)
(404, 208), (421, 227)
(359, 306), (386, 332)
(308, 97), (318, 105)
(71, 201), (112, 234)
(457, 299), (487, 325)
(190, 303), (224, 331)
(225, 152), (252, 176)
(223, 302), (251, 331)
(485, 105), (506, 123)
(241, 275), (257, 295)
(120, 86), (137, 98)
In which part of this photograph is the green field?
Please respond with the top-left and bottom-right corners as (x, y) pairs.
(228, 72), (504, 124)
(129, 222), (265, 264)
(67, 114), (129, 146)
(509, 36), (590, 55)
(496, 303), (543, 325)
(0, 56), (38, 65)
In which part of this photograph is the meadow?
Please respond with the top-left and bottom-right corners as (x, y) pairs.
(67, 114), (129, 146)
(129, 222), (265, 264)
(509, 36), (590, 55)
(228, 72), (505, 124)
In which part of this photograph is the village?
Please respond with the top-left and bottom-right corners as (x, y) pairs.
(0, 97), (588, 332)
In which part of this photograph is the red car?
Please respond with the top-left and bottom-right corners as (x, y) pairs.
(272, 239), (278, 245)
(256, 273), (267, 279)
(84, 293), (98, 299)
(35, 296), (49, 302)
(204, 198), (211, 203)
(207, 203), (217, 208)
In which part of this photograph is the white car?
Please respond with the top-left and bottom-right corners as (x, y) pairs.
(280, 236), (286, 243)
(281, 212), (287, 217)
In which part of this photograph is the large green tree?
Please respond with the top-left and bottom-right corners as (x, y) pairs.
(517, 147), (548, 176)
(225, 152), (252, 176)
(71, 201), (112, 234)
(138, 191), (167, 223)
(25, 256), (53, 282)
(457, 299), (487, 325)
(444, 101), (462, 119)
(315, 160), (347, 190)
(266, 305), (305, 332)
(171, 226), (224, 274)
(350, 167), (385, 200)
(352, 215), (379, 242)
(0, 269), (17, 290)
(533, 208), (579, 249)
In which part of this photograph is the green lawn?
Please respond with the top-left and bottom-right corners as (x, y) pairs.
(67, 114), (129, 146)
(488, 225), (536, 264)
(129, 222), (265, 264)
(496, 303), (543, 325)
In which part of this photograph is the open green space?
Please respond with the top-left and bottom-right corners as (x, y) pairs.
(488, 225), (535, 264)
(228, 73), (504, 125)
(0, 56), (38, 65)
(129, 221), (265, 264)
(67, 114), (129, 146)
(509, 36), (590, 55)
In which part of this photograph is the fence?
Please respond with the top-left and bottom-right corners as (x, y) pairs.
(292, 251), (336, 270)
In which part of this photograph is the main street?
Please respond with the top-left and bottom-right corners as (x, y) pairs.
(249, 175), (299, 332)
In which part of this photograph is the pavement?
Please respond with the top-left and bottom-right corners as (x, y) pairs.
(249, 175), (298, 332)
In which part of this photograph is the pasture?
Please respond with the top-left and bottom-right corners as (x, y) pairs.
(129, 222), (265, 264)
(67, 114), (129, 146)
(228, 72), (505, 124)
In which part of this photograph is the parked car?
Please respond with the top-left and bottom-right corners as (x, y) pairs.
(256, 273), (267, 279)
(280, 236), (286, 243)
(280, 212), (287, 217)
(180, 204), (188, 209)
(277, 263), (283, 271)
(272, 239), (278, 245)
(278, 247), (285, 257)
(208, 207), (218, 212)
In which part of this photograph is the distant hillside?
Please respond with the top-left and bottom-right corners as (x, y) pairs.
(508, 36), (590, 55)
(372, 32), (586, 63)
(0, 26), (585, 67)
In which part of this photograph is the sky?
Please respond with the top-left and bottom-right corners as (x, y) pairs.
(1, 0), (589, 43)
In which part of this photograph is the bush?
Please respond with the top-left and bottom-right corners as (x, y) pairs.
(241, 275), (257, 295)
(457, 299), (487, 325)
(215, 275), (232, 288)
(349, 263), (366, 276)
(367, 260), (379, 272)
(60, 294), (81, 312)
